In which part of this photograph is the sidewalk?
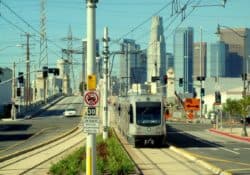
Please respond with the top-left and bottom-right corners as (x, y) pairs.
(209, 127), (250, 143)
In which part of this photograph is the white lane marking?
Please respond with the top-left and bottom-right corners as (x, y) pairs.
(184, 131), (240, 155)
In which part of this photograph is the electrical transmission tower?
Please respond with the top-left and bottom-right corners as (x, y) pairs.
(61, 25), (80, 93)
(39, 0), (48, 68)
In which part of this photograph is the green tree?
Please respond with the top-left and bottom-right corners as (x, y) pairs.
(238, 96), (250, 136)
(223, 98), (241, 132)
(223, 98), (241, 116)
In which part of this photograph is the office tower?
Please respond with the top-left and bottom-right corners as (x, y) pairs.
(173, 27), (194, 93)
(207, 41), (226, 77)
(193, 42), (207, 78)
(166, 52), (174, 71)
(219, 28), (250, 76)
(147, 16), (166, 83)
(119, 39), (146, 94)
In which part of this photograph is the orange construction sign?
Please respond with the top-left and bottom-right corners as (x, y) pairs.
(184, 98), (200, 111)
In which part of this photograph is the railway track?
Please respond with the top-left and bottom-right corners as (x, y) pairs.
(0, 127), (85, 175)
(113, 127), (214, 175)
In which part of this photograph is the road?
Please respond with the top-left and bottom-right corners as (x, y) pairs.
(0, 95), (82, 159)
(167, 122), (250, 175)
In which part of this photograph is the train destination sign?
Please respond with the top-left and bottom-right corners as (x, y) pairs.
(84, 90), (99, 107)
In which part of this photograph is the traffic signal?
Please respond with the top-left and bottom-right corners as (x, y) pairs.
(179, 78), (183, 87)
(197, 76), (205, 81)
(42, 66), (48, 78)
(17, 87), (21, 97)
(241, 73), (247, 80)
(215, 91), (221, 104)
(193, 90), (197, 98)
(151, 76), (160, 82)
(201, 88), (205, 97)
(163, 75), (168, 84)
(48, 68), (60, 76)
(18, 72), (24, 84)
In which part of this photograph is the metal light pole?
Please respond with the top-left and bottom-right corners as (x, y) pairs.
(86, 0), (98, 174)
(102, 27), (109, 140)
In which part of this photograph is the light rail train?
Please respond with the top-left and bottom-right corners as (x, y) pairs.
(115, 94), (167, 147)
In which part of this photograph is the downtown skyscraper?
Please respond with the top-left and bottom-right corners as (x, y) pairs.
(207, 41), (227, 78)
(119, 39), (146, 94)
(173, 27), (194, 93)
(147, 16), (166, 83)
(218, 27), (250, 77)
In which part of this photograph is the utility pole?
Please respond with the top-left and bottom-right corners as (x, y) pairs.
(86, 0), (98, 175)
(102, 27), (109, 140)
(199, 27), (203, 119)
(25, 33), (31, 109)
(11, 62), (16, 120)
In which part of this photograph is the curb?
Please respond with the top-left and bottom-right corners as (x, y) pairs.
(169, 145), (232, 175)
(0, 126), (79, 162)
(209, 128), (250, 143)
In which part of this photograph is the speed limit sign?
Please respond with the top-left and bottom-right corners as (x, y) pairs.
(87, 107), (96, 116)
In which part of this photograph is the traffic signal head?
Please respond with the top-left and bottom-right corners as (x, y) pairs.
(215, 91), (221, 104)
(201, 88), (205, 97)
(241, 73), (247, 80)
(17, 87), (21, 96)
(163, 75), (168, 84)
(18, 72), (24, 84)
(48, 68), (60, 76)
(179, 78), (183, 87)
(42, 66), (48, 78)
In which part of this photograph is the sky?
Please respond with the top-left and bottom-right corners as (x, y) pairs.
(0, 0), (250, 77)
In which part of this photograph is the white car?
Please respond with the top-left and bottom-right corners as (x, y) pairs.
(63, 108), (77, 117)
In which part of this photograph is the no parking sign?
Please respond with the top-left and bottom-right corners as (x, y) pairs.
(84, 91), (99, 107)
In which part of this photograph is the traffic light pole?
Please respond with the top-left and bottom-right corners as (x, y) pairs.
(11, 62), (16, 120)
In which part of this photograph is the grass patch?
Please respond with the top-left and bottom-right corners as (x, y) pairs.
(50, 130), (135, 175)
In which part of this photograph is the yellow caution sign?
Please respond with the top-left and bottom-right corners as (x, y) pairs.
(87, 74), (96, 90)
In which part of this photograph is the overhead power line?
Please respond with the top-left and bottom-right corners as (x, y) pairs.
(0, 0), (64, 51)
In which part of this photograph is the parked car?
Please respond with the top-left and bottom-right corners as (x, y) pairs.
(63, 108), (77, 117)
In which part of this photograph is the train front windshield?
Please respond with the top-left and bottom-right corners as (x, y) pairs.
(136, 102), (161, 126)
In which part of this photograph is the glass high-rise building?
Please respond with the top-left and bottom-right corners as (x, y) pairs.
(219, 28), (250, 76)
(119, 39), (146, 94)
(173, 27), (194, 93)
(207, 41), (226, 77)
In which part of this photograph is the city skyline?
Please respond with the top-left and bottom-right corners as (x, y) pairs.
(1, 0), (249, 69)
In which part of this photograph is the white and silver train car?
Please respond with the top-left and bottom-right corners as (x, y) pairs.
(116, 94), (166, 147)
